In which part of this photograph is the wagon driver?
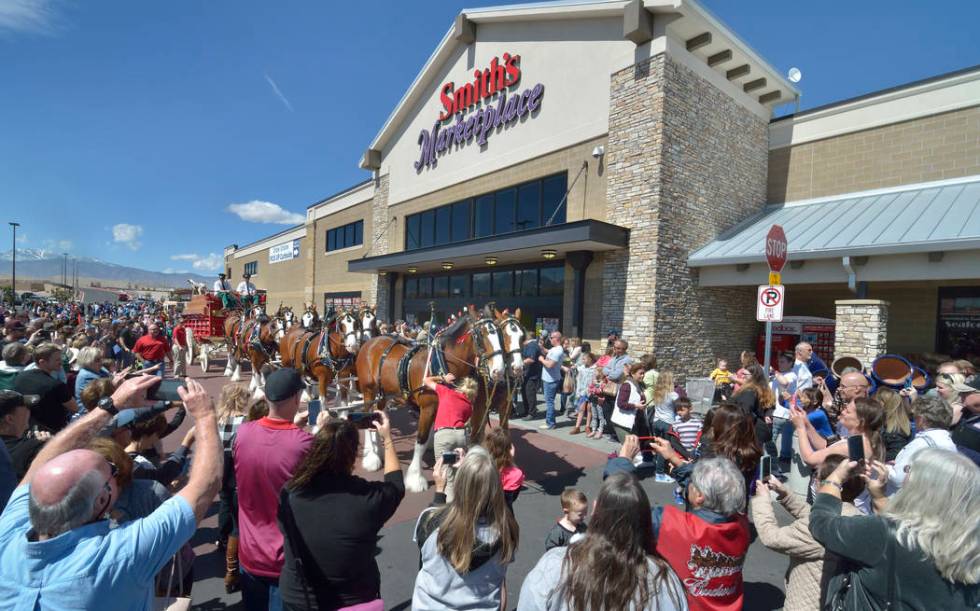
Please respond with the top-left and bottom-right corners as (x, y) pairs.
(237, 273), (257, 308)
(214, 272), (233, 309)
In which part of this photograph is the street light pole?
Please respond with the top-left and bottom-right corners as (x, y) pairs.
(8, 222), (19, 307)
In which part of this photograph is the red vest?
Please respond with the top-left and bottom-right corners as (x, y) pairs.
(655, 504), (750, 611)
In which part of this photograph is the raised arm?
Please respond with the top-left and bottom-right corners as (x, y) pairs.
(175, 378), (222, 523)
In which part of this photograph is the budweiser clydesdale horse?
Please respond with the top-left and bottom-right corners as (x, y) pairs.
(354, 305), (526, 491)
(222, 305), (289, 390)
(278, 308), (361, 405)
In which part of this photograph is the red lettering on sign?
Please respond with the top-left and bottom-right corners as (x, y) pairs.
(438, 53), (522, 122)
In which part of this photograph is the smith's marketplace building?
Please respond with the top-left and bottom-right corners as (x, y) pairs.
(225, 0), (980, 378)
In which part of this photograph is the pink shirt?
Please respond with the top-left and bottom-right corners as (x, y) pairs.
(500, 465), (525, 492)
(234, 417), (313, 578)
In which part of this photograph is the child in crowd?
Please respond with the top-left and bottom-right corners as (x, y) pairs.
(710, 357), (735, 401)
(733, 350), (757, 392)
(587, 348), (614, 439)
(483, 427), (525, 513)
(544, 489), (588, 551)
(798, 386), (834, 439)
(671, 397), (703, 454)
(570, 352), (596, 435)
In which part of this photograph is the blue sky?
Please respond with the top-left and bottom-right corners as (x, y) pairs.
(1, 0), (976, 274)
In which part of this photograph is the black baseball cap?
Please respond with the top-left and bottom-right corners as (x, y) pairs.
(264, 368), (305, 401)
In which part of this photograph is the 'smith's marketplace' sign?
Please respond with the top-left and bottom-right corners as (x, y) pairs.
(269, 239), (301, 264)
(415, 52), (544, 173)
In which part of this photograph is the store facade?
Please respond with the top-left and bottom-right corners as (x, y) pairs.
(225, 0), (980, 377)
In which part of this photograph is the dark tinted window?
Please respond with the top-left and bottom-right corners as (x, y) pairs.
(420, 209), (436, 247)
(472, 272), (491, 297)
(542, 174), (567, 226)
(417, 276), (433, 298)
(515, 269), (537, 296)
(450, 274), (468, 297)
(516, 182), (541, 231)
(404, 277), (418, 299)
(353, 220), (363, 246)
(451, 200), (472, 242)
(475, 195), (494, 238)
(494, 188), (516, 235)
(433, 276), (449, 298)
(406, 214), (420, 250)
(539, 266), (564, 296)
(492, 271), (513, 297)
(435, 205), (451, 246)
(344, 224), (355, 248)
(327, 230), (336, 252)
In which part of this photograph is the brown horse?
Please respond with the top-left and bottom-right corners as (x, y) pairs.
(354, 305), (508, 490)
(222, 307), (286, 390)
(278, 320), (355, 406)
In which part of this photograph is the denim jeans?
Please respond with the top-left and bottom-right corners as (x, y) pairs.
(543, 380), (560, 427)
(768, 417), (793, 461)
(652, 420), (672, 474)
(144, 359), (165, 378)
(240, 568), (282, 611)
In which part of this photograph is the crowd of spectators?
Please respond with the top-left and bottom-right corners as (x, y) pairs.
(0, 300), (978, 610)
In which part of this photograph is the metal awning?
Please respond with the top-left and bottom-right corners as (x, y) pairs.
(348, 219), (628, 274)
(689, 175), (980, 267)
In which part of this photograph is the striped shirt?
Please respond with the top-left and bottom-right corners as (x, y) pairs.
(219, 415), (246, 455)
(673, 416), (703, 452)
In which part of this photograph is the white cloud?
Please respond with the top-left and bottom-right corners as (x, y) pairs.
(0, 0), (61, 34)
(112, 223), (143, 250)
(169, 252), (223, 272)
(227, 200), (304, 225)
(264, 73), (294, 112)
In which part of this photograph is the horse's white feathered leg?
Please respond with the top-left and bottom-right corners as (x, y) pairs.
(362, 429), (383, 472)
(405, 442), (429, 493)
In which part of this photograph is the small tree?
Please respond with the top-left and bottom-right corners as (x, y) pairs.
(1, 285), (13, 305)
(51, 287), (73, 303)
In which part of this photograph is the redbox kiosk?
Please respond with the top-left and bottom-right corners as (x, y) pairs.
(757, 316), (835, 370)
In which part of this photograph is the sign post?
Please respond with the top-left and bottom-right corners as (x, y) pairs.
(762, 225), (788, 370)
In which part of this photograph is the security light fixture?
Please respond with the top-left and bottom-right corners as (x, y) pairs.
(541, 249), (557, 260)
(441, 262), (454, 270)
(591, 145), (604, 159)
(407, 266), (417, 273)
(485, 257), (498, 266)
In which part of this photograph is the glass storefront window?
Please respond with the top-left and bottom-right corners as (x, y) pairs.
(404, 277), (418, 299)
(539, 266), (564, 296)
(494, 188), (516, 235)
(450, 274), (468, 297)
(475, 194), (494, 238)
(405, 214), (420, 250)
(451, 200), (472, 242)
(541, 173), (567, 226)
(515, 269), (537, 296)
(492, 271), (513, 297)
(435, 205), (451, 246)
(472, 272), (491, 297)
(516, 182), (540, 231)
(420, 209), (435, 248)
(433, 276), (449, 298)
(417, 276), (433, 298)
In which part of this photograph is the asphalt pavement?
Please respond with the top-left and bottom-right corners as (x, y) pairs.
(166, 362), (790, 610)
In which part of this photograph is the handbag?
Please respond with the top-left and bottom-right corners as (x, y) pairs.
(153, 545), (191, 611)
(601, 381), (619, 398)
(562, 368), (576, 394)
(827, 526), (899, 611)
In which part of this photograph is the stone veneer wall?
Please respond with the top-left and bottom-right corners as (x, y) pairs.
(604, 53), (768, 379)
(834, 299), (889, 367)
(366, 174), (391, 319)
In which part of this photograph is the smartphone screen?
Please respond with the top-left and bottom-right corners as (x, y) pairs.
(348, 412), (377, 429)
(761, 455), (772, 480)
(147, 379), (184, 402)
(307, 399), (321, 427)
(847, 435), (865, 462)
(442, 451), (458, 466)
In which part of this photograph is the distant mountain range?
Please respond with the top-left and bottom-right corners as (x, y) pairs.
(0, 249), (213, 289)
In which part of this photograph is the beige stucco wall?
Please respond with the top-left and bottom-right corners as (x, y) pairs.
(225, 234), (308, 312)
(768, 105), (980, 203)
(309, 199), (375, 305)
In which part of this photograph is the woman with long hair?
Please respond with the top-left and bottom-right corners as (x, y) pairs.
(732, 364), (776, 448)
(810, 448), (980, 609)
(278, 412), (404, 610)
(413, 445), (519, 611)
(876, 387), (912, 461)
(217, 382), (250, 593)
(518, 472), (685, 610)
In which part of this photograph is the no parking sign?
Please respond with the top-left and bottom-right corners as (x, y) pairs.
(756, 285), (784, 322)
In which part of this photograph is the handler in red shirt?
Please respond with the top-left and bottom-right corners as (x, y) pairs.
(423, 372), (478, 501)
(132, 323), (174, 378)
(171, 318), (189, 377)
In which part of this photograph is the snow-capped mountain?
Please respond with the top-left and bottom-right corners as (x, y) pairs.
(0, 249), (212, 289)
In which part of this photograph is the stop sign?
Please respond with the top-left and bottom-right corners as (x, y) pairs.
(765, 224), (788, 272)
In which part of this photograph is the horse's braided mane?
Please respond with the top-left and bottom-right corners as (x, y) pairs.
(439, 316), (469, 342)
